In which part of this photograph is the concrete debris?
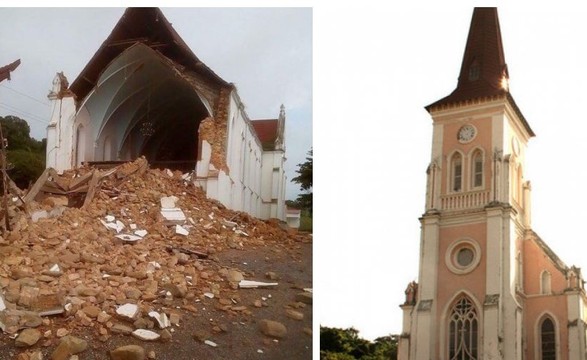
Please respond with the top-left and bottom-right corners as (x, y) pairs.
(160, 196), (178, 209)
(114, 234), (142, 242)
(239, 280), (278, 289)
(221, 219), (237, 229)
(134, 229), (148, 237)
(0, 157), (310, 354)
(116, 303), (139, 320)
(204, 339), (218, 347)
(132, 329), (160, 341)
(175, 224), (189, 236)
(148, 311), (170, 329)
(160, 208), (186, 222)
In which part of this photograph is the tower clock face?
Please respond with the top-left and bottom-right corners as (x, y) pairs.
(457, 125), (477, 143)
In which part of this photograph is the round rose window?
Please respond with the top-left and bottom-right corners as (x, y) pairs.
(456, 248), (474, 267)
(446, 239), (481, 275)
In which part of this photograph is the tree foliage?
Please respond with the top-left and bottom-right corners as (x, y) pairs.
(291, 148), (312, 213)
(0, 116), (46, 189)
(320, 326), (398, 360)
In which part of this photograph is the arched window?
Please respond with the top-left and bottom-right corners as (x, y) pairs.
(471, 150), (483, 188)
(448, 296), (478, 360)
(540, 317), (556, 360)
(451, 153), (463, 192)
(541, 271), (551, 294)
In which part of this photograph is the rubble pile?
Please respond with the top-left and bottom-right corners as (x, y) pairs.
(0, 157), (311, 356)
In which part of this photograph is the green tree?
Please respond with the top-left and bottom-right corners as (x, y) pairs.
(320, 326), (398, 360)
(0, 115), (46, 189)
(292, 148), (312, 214)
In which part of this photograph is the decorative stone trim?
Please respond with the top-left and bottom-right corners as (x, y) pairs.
(484, 294), (500, 306)
(417, 299), (433, 311)
(445, 238), (481, 275)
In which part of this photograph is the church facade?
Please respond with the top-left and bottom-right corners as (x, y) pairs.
(398, 8), (587, 360)
(45, 8), (287, 221)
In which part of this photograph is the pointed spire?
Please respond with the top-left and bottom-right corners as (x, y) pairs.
(426, 8), (510, 110)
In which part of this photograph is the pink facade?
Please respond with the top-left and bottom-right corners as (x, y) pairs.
(398, 8), (587, 360)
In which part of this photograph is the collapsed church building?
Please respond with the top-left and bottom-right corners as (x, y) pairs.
(46, 8), (287, 221)
(398, 8), (587, 360)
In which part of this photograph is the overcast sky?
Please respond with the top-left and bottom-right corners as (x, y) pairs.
(0, 7), (312, 201)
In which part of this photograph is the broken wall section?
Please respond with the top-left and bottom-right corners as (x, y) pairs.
(196, 87), (276, 219)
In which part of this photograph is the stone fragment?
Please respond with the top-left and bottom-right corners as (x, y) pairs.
(265, 272), (280, 280)
(169, 313), (180, 326)
(50, 335), (88, 360)
(116, 303), (139, 320)
(111, 323), (134, 335)
(15, 328), (42, 347)
(131, 329), (160, 341)
(56, 328), (69, 338)
(227, 270), (244, 282)
(82, 305), (101, 319)
(204, 340), (218, 347)
(160, 196), (178, 209)
(259, 319), (287, 339)
(110, 345), (146, 360)
(160, 329), (172, 342)
(97, 311), (111, 323)
(285, 309), (304, 321)
(125, 288), (142, 300)
(147, 350), (156, 359)
(162, 283), (186, 298)
(148, 311), (170, 329)
(295, 292), (312, 304)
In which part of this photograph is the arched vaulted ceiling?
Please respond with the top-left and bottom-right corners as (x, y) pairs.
(80, 43), (211, 169)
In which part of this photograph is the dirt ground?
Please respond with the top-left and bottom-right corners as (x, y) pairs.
(0, 240), (312, 360)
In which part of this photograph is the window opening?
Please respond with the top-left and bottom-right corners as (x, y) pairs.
(448, 297), (478, 360)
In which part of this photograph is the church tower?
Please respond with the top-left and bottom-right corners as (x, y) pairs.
(398, 8), (587, 360)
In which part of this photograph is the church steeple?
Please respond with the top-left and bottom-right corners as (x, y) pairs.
(426, 7), (534, 137)
(427, 8), (509, 110)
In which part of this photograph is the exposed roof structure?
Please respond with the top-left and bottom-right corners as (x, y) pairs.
(425, 7), (534, 136)
(0, 59), (20, 83)
(69, 7), (229, 103)
(251, 119), (278, 150)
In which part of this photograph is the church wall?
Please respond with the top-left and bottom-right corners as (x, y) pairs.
(439, 114), (494, 195)
(523, 239), (568, 295)
(435, 221), (487, 358)
(524, 295), (568, 360)
(523, 238), (570, 360)
(46, 95), (78, 172)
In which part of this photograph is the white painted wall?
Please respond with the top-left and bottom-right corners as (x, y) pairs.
(47, 71), (287, 221)
(46, 73), (78, 172)
(196, 90), (286, 220)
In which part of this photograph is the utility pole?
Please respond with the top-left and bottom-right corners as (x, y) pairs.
(0, 59), (21, 233)
(0, 124), (9, 232)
